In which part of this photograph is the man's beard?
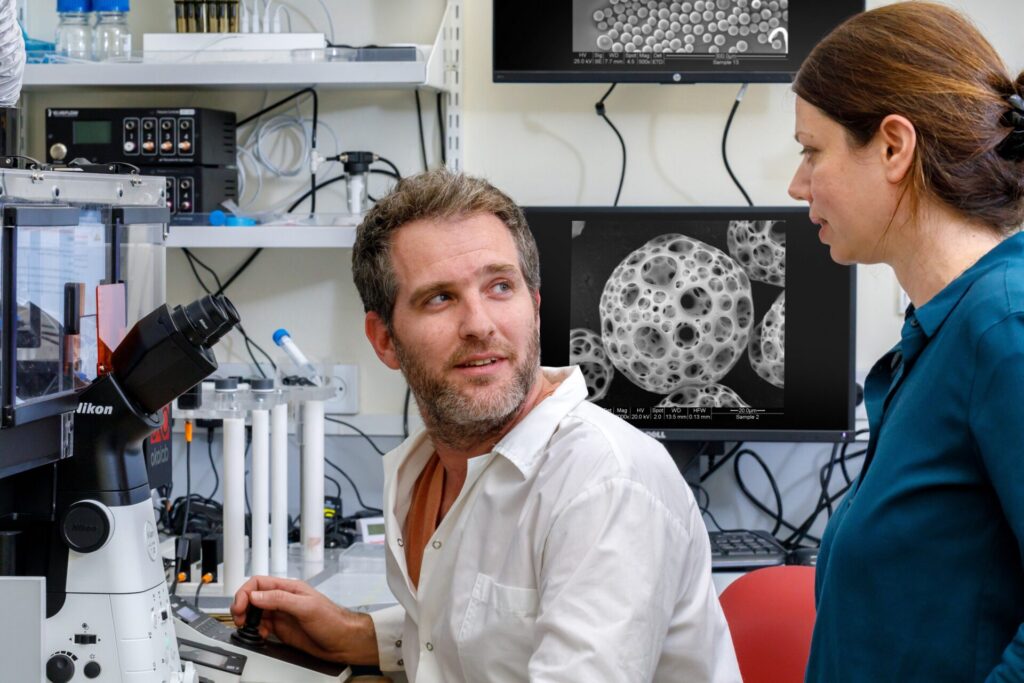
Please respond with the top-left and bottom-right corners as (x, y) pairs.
(394, 329), (541, 452)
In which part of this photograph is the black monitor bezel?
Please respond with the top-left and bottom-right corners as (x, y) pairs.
(526, 205), (858, 444)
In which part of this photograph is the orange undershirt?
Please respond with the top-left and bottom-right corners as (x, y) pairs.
(404, 452), (446, 590)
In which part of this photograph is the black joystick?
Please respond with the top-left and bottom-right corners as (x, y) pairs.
(231, 604), (266, 647)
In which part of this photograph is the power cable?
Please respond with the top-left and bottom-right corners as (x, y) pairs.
(324, 416), (387, 456)
(595, 83), (626, 206)
(414, 89), (429, 170)
(723, 83), (753, 207)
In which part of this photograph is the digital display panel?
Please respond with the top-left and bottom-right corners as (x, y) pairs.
(527, 206), (856, 442)
(495, 0), (865, 83)
(72, 120), (112, 145)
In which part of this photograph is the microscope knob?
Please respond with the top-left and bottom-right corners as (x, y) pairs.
(45, 654), (74, 683)
(60, 501), (113, 554)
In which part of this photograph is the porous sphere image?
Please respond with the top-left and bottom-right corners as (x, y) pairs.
(727, 219), (786, 286)
(748, 291), (785, 388)
(569, 327), (615, 402)
(573, 0), (789, 57)
(599, 233), (754, 394)
(657, 383), (749, 408)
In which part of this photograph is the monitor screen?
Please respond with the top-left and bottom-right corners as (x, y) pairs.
(494, 0), (865, 84)
(526, 206), (856, 442)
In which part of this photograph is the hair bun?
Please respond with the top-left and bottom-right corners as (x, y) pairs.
(996, 93), (1024, 162)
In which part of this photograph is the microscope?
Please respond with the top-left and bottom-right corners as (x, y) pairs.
(41, 293), (239, 683)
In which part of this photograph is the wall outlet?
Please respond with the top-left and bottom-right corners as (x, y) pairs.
(323, 364), (359, 415)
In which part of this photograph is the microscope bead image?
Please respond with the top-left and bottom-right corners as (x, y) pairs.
(570, 327), (616, 401)
(657, 383), (750, 408)
(598, 234), (754, 394)
(727, 219), (786, 286)
(748, 291), (786, 388)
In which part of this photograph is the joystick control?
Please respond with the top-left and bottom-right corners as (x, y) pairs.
(231, 604), (266, 647)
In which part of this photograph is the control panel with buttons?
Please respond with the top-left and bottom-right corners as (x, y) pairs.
(45, 107), (236, 167)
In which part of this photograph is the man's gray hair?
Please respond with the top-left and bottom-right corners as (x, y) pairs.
(352, 169), (541, 329)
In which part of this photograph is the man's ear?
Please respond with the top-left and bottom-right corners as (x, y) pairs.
(877, 114), (917, 185)
(365, 312), (401, 370)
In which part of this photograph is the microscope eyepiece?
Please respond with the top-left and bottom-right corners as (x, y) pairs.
(172, 294), (240, 349)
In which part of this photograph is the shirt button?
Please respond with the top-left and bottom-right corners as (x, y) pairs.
(397, 538), (404, 547)
(910, 319), (919, 327)
(432, 540), (442, 549)
(396, 640), (402, 648)
(425, 642), (434, 651)
(397, 659), (404, 666)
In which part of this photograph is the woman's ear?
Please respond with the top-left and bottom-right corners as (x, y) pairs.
(877, 113), (917, 185)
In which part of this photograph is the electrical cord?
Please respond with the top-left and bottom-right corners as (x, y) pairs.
(237, 87), (320, 212)
(723, 83), (753, 207)
(595, 83), (626, 206)
(732, 448), (785, 537)
(171, 421), (195, 596)
(287, 168), (400, 214)
(207, 428), (220, 500)
(324, 416), (387, 456)
(437, 92), (447, 166)
(325, 457), (383, 514)
(181, 248), (277, 376)
(415, 90), (429, 171)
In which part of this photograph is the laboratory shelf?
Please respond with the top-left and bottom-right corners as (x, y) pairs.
(23, 59), (436, 91)
(166, 223), (358, 248)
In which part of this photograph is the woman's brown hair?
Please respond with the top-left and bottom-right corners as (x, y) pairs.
(794, 2), (1024, 233)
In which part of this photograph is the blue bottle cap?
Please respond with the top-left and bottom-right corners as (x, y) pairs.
(57, 0), (91, 12)
(209, 209), (226, 226)
(272, 329), (291, 346)
(93, 0), (128, 11)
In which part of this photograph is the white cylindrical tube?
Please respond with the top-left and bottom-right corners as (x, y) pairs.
(270, 402), (289, 576)
(348, 173), (367, 215)
(222, 417), (247, 597)
(250, 408), (270, 577)
(301, 399), (325, 565)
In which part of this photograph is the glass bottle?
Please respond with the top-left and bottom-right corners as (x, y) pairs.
(55, 0), (92, 60)
(92, 0), (132, 61)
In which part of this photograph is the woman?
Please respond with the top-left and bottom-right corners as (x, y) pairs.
(788, 3), (1024, 681)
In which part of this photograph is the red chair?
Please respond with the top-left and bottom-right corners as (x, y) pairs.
(718, 566), (817, 683)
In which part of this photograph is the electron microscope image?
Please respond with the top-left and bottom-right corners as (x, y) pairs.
(748, 290), (785, 387)
(570, 216), (786, 415)
(598, 233), (753, 394)
(658, 383), (750, 408)
(570, 327), (615, 401)
(573, 0), (790, 57)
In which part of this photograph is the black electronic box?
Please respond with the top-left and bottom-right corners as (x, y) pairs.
(45, 107), (236, 167)
(140, 166), (238, 221)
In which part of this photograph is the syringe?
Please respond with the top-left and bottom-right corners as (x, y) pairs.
(272, 328), (322, 386)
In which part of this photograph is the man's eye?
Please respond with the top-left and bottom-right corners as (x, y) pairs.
(492, 281), (512, 294)
(427, 293), (451, 305)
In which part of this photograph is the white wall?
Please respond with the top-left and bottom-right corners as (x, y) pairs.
(21, 0), (1024, 528)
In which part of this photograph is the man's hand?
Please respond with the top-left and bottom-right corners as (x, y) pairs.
(230, 576), (380, 665)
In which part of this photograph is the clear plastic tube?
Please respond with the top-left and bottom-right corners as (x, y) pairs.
(273, 328), (322, 386)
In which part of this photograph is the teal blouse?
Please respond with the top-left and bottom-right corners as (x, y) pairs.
(807, 232), (1024, 682)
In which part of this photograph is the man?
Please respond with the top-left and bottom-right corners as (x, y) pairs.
(231, 170), (740, 682)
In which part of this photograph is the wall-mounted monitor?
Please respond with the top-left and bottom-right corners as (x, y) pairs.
(495, 0), (865, 84)
(526, 206), (856, 442)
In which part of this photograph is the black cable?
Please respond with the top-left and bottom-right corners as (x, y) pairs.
(595, 83), (626, 206)
(287, 169), (399, 214)
(436, 92), (446, 166)
(325, 458), (383, 513)
(723, 83), (753, 207)
(699, 441), (744, 482)
(237, 87), (320, 212)
(216, 249), (263, 298)
(732, 448), (785, 537)
(181, 248), (277, 376)
(326, 474), (343, 503)
(324, 416), (387, 456)
(207, 429), (220, 500)
(414, 90), (429, 171)
(194, 575), (208, 610)
(171, 435), (194, 596)
(375, 156), (402, 180)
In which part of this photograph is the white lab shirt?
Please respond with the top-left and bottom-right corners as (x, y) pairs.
(369, 366), (740, 682)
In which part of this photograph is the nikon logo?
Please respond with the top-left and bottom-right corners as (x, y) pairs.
(76, 402), (113, 416)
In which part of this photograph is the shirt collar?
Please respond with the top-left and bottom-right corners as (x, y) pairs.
(907, 231), (1024, 340)
(491, 366), (587, 477)
(383, 366), (589, 480)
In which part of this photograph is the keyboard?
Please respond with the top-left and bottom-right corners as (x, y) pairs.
(709, 529), (787, 571)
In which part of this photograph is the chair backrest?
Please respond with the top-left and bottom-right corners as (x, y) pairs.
(718, 565), (816, 683)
